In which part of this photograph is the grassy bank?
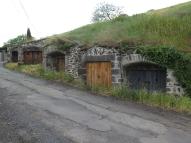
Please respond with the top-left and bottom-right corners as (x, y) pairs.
(5, 63), (85, 88)
(112, 86), (191, 114)
(49, 1), (191, 49)
(5, 63), (191, 114)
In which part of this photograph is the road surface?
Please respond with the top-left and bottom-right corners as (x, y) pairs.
(0, 65), (191, 143)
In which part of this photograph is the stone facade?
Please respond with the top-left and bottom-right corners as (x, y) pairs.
(166, 69), (184, 95)
(7, 39), (46, 63)
(65, 46), (81, 78)
(43, 45), (81, 78)
(122, 54), (151, 66)
(6, 38), (185, 96)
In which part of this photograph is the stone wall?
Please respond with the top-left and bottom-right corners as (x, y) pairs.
(166, 69), (184, 95)
(6, 39), (185, 96)
(65, 46), (81, 78)
(7, 39), (46, 63)
(0, 49), (7, 62)
(43, 45), (81, 78)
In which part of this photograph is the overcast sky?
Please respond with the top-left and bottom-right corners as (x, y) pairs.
(0, 0), (190, 46)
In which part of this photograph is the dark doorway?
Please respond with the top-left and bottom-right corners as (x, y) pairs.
(12, 51), (18, 62)
(47, 52), (65, 72)
(124, 63), (166, 92)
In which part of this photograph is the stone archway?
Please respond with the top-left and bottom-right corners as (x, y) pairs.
(122, 54), (167, 92)
(46, 51), (65, 72)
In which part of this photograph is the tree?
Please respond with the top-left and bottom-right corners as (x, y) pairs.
(4, 35), (27, 46)
(27, 28), (32, 40)
(4, 28), (34, 46)
(92, 2), (123, 22)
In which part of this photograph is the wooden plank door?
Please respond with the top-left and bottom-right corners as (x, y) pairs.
(32, 51), (42, 64)
(127, 69), (166, 92)
(86, 62), (112, 88)
(58, 56), (65, 71)
(54, 55), (65, 72)
(24, 51), (32, 64)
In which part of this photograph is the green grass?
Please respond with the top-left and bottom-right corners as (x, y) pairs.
(5, 63), (18, 70)
(148, 1), (191, 16)
(49, 1), (191, 50)
(5, 63), (78, 84)
(112, 85), (191, 114)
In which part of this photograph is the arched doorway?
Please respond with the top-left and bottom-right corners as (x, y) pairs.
(47, 52), (65, 72)
(124, 62), (166, 92)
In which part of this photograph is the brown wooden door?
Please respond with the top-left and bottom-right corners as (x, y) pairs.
(24, 51), (32, 64)
(33, 51), (42, 64)
(24, 51), (42, 64)
(86, 62), (112, 88)
(53, 55), (65, 72)
(57, 56), (65, 71)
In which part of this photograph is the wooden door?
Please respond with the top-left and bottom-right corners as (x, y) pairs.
(126, 67), (166, 92)
(57, 56), (65, 71)
(33, 51), (42, 64)
(24, 51), (32, 64)
(53, 55), (65, 72)
(24, 51), (42, 64)
(86, 62), (112, 88)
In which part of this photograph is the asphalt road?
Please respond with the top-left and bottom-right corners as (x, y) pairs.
(0, 65), (191, 143)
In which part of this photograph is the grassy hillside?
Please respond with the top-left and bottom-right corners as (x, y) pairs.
(148, 1), (191, 16)
(50, 1), (191, 50)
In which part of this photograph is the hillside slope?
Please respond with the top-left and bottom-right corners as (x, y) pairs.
(148, 1), (191, 16)
(50, 1), (191, 50)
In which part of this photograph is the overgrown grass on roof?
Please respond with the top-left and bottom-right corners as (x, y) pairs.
(49, 1), (191, 49)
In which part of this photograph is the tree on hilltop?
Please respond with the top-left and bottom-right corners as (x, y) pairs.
(92, 2), (123, 22)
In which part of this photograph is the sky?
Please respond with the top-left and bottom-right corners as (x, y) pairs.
(0, 0), (190, 46)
